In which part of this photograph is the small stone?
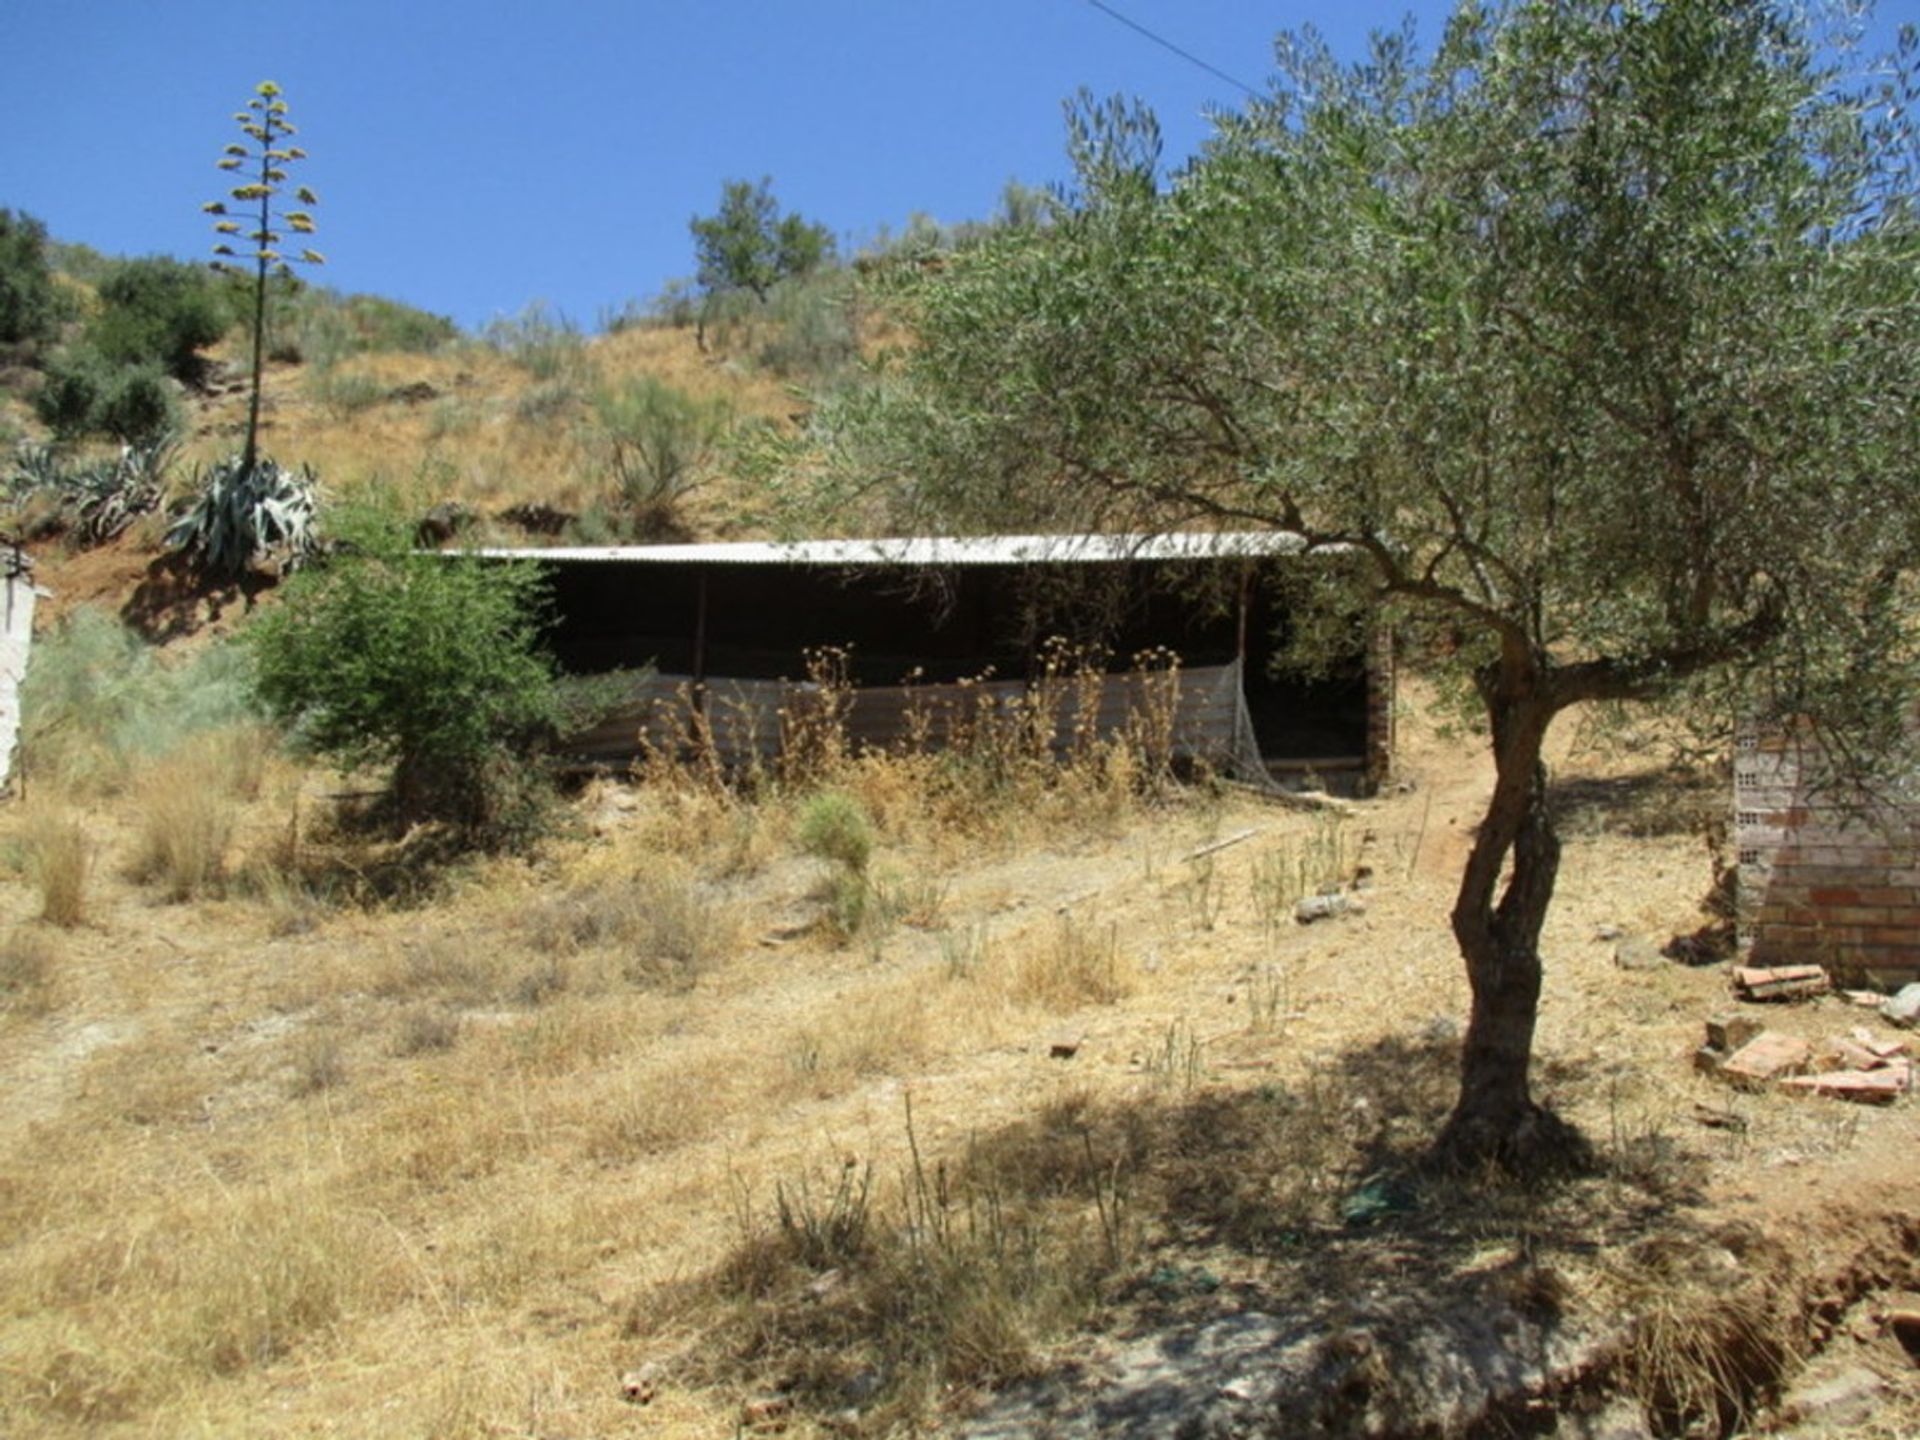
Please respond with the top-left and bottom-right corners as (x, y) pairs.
(1294, 892), (1362, 924)
(842, 1368), (884, 1402)
(805, 1268), (845, 1301)
(742, 1394), (794, 1431)
(620, 1362), (662, 1404)
(1048, 1032), (1084, 1060)
(1779, 1365), (1883, 1428)
(1613, 938), (1665, 971)
(1594, 924), (1624, 942)
(1884, 982), (1920, 1028)
(1423, 1014), (1462, 1044)
(1554, 1395), (1654, 1440)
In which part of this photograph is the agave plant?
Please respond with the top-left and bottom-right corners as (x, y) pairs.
(3, 436), (175, 546)
(166, 454), (319, 578)
(72, 435), (177, 546)
(3, 443), (64, 506)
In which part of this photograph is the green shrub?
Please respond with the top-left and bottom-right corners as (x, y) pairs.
(289, 289), (458, 367)
(88, 257), (229, 382)
(482, 301), (585, 380)
(32, 350), (110, 438)
(303, 364), (384, 417)
(94, 363), (177, 445)
(246, 513), (564, 841)
(0, 208), (67, 351)
(796, 790), (874, 874)
(18, 608), (262, 792)
(591, 375), (728, 534)
(31, 349), (177, 444)
(758, 270), (859, 378)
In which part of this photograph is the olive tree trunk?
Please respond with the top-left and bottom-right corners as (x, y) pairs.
(1434, 679), (1589, 1169)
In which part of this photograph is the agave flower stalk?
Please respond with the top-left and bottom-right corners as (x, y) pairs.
(205, 81), (323, 476)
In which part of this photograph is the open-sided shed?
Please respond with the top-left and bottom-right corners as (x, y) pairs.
(474, 533), (1392, 789)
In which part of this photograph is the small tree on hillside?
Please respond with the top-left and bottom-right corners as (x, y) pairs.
(247, 512), (563, 840)
(822, 1), (1920, 1168)
(689, 176), (833, 345)
(0, 208), (67, 353)
(206, 80), (324, 476)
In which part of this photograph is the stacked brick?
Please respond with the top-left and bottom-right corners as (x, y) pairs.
(1364, 626), (1396, 797)
(1735, 727), (1920, 989)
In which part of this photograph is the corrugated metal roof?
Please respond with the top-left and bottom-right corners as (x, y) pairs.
(461, 532), (1312, 567)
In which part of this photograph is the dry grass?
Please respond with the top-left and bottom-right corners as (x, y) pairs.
(19, 809), (92, 928)
(127, 729), (272, 901)
(0, 684), (1909, 1438)
(0, 927), (59, 1014)
(1005, 914), (1132, 1010)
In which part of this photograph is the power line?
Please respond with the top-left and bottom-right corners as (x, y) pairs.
(1081, 0), (1262, 101)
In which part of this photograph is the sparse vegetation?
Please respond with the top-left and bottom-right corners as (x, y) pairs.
(2, 9), (1916, 1439)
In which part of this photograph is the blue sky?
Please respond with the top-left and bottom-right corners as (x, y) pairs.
(6, 1), (1915, 332)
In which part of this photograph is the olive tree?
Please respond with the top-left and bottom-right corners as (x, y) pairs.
(821, 1), (1920, 1167)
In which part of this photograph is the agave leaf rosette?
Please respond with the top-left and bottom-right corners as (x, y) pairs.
(166, 454), (319, 577)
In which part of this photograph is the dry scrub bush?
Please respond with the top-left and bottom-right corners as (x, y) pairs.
(3, 1179), (395, 1427)
(520, 856), (733, 991)
(1005, 915), (1131, 1010)
(785, 983), (931, 1096)
(20, 809), (92, 927)
(706, 1098), (1136, 1422)
(392, 1003), (461, 1056)
(581, 1056), (737, 1162)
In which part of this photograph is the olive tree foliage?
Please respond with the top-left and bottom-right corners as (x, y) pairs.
(818, 1), (1920, 1168)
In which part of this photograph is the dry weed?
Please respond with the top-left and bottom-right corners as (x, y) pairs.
(0, 927), (59, 1013)
(393, 1003), (461, 1056)
(1003, 915), (1132, 1010)
(20, 809), (92, 928)
(785, 984), (930, 1096)
(520, 855), (734, 990)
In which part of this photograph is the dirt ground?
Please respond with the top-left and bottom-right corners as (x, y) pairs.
(0, 687), (1915, 1437)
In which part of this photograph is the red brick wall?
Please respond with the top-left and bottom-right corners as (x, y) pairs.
(1735, 727), (1920, 987)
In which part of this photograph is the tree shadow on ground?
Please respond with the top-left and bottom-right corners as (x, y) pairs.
(1552, 763), (1726, 840)
(121, 550), (277, 642)
(689, 1033), (1797, 1437)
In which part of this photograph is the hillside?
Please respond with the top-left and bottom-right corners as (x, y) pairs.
(2, 257), (1917, 1438)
